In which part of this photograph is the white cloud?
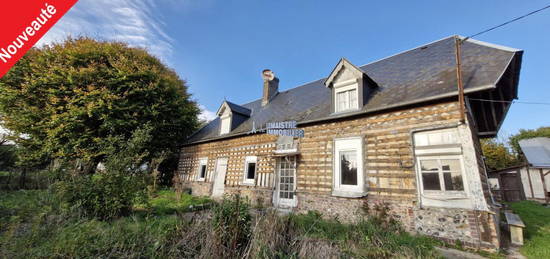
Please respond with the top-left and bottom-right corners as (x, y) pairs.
(38, 0), (174, 62)
(198, 105), (217, 122)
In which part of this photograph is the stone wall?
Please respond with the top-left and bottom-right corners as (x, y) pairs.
(294, 192), (499, 249)
(178, 181), (212, 197)
(225, 187), (273, 207)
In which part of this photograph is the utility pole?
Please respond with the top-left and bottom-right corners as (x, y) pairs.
(454, 36), (466, 123)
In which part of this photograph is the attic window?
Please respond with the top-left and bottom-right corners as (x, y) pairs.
(336, 88), (358, 112)
(220, 116), (231, 135)
(334, 81), (359, 113)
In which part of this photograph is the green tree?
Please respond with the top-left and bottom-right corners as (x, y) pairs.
(481, 138), (520, 171)
(509, 127), (550, 155)
(0, 38), (199, 173)
(55, 125), (153, 219)
(0, 135), (17, 171)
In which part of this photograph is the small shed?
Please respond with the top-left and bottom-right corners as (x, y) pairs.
(518, 137), (550, 203)
(487, 137), (550, 203)
(488, 165), (526, 202)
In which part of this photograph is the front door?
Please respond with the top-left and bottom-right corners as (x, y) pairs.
(212, 158), (228, 198)
(274, 156), (297, 208)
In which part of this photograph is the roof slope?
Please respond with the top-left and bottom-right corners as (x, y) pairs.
(219, 100), (251, 116)
(187, 36), (522, 144)
(519, 137), (550, 168)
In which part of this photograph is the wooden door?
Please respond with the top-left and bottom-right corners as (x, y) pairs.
(500, 172), (525, 202)
(212, 158), (228, 198)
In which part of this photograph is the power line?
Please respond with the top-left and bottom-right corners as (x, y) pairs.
(464, 4), (550, 41)
(468, 98), (550, 106)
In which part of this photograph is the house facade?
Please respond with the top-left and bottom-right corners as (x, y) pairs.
(176, 36), (523, 250)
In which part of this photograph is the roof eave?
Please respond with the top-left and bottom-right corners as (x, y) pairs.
(183, 84), (495, 146)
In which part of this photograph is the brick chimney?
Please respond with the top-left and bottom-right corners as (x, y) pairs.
(262, 69), (279, 106)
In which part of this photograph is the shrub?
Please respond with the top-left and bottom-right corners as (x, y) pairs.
(54, 172), (148, 220)
(53, 125), (154, 220)
(211, 193), (252, 257)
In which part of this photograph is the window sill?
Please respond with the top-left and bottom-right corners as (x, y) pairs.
(331, 190), (367, 198)
(421, 191), (468, 200)
(241, 181), (255, 186)
(196, 178), (206, 182)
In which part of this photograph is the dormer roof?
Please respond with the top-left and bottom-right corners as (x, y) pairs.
(324, 58), (378, 88)
(216, 100), (252, 117)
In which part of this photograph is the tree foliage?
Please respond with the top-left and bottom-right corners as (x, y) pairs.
(54, 125), (153, 219)
(0, 37), (199, 170)
(509, 126), (550, 155)
(481, 138), (520, 171)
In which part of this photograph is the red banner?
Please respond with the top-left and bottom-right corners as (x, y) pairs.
(0, 1), (78, 78)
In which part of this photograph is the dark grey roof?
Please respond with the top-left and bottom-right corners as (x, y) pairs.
(224, 101), (251, 116)
(519, 137), (550, 168)
(187, 36), (522, 144)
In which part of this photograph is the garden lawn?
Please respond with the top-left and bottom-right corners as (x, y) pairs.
(508, 201), (550, 258)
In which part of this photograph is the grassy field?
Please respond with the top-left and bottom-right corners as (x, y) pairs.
(0, 189), (449, 258)
(508, 201), (550, 258)
(0, 189), (212, 258)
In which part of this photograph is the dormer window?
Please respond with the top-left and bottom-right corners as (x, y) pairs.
(324, 58), (378, 114)
(220, 112), (231, 135)
(334, 81), (359, 112)
(216, 100), (252, 136)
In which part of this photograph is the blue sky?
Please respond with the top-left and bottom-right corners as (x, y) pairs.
(40, 0), (550, 138)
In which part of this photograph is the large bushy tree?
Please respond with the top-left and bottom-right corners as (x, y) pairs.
(0, 38), (199, 172)
(481, 138), (519, 171)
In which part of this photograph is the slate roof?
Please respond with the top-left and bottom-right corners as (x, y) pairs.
(221, 100), (251, 116)
(519, 137), (550, 168)
(187, 36), (522, 144)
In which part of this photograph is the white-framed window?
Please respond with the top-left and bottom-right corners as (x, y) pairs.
(414, 128), (468, 200)
(334, 83), (359, 113)
(196, 158), (208, 181)
(333, 137), (364, 196)
(243, 156), (257, 185)
(220, 115), (231, 135)
(417, 156), (465, 193)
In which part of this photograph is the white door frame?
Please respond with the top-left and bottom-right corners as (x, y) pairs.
(273, 156), (297, 208)
(211, 157), (228, 198)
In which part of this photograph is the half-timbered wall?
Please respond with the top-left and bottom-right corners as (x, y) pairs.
(176, 100), (500, 250)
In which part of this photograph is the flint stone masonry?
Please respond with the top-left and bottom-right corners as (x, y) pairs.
(179, 182), (212, 197)
(225, 187), (273, 207)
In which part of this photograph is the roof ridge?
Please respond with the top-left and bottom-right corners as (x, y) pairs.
(239, 36), (458, 107)
(236, 35), (520, 108)
(358, 35), (457, 69)
(461, 37), (523, 53)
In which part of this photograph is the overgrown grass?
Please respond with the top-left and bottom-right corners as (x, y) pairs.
(147, 189), (212, 215)
(0, 189), (210, 258)
(1, 190), (445, 258)
(508, 201), (550, 258)
(288, 211), (442, 258)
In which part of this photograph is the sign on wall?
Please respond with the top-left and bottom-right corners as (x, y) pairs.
(249, 120), (304, 138)
(266, 121), (304, 138)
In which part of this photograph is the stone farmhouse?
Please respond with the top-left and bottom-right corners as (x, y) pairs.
(176, 36), (523, 249)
